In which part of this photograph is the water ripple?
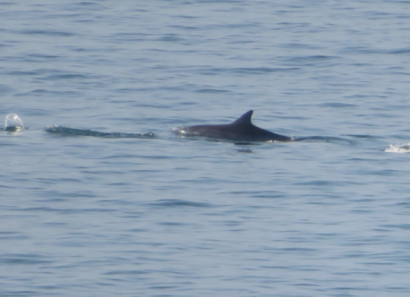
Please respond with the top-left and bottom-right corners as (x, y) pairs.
(0, 254), (52, 265)
(149, 199), (214, 208)
(19, 29), (75, 37)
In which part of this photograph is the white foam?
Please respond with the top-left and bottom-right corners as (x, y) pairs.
(385, 143), (410, 153)
(4, 113), (24, 131)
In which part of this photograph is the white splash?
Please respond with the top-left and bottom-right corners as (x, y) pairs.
(385, 143), (410, 153)
(4, 113), (25, 131)
(175, 127), (187, 134)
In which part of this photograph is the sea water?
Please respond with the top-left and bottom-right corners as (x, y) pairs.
(2, 1), (410, 296)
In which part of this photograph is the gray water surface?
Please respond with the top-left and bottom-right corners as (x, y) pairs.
(2, 1), (410, 296)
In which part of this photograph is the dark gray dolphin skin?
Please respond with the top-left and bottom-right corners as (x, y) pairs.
(176, 110), (292, 142)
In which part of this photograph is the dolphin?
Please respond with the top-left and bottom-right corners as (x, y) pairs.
(176, 110), (292, 142)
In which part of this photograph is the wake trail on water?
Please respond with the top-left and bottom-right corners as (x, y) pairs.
(45, 126), (156, 139)
(294, 136), (356, 145)
(2, 113), (155, 139)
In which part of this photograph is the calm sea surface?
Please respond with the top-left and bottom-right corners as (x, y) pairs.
(2, 1), (410, 296)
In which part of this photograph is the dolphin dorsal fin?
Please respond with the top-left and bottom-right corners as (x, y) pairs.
(232, 110), (253, 126)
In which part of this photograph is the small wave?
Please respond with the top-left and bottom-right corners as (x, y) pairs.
(0, 254), (52, 265)
(42, 74), (88, 81)
(343, 46), (410, 56)
(198, 66), (299, 76)
(149, 199), (213, 208)
(319, 103), (357, 108)
(45, 126), (155, 139)
(157, 35), (184, 42)
(295, 136), (354, 144)
(389, 48), (410, 55)
(20, 29), (74, 37)
(233, 67), (299, 74)
(385, 144), (410, 153)
(195, 88), (230, 93)
(342, 134), (377, 139)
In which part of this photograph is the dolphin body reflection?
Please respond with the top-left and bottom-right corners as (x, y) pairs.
(176, 110), (292, 142)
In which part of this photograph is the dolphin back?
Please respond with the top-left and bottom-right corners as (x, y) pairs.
(176, 110), (291, 142)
